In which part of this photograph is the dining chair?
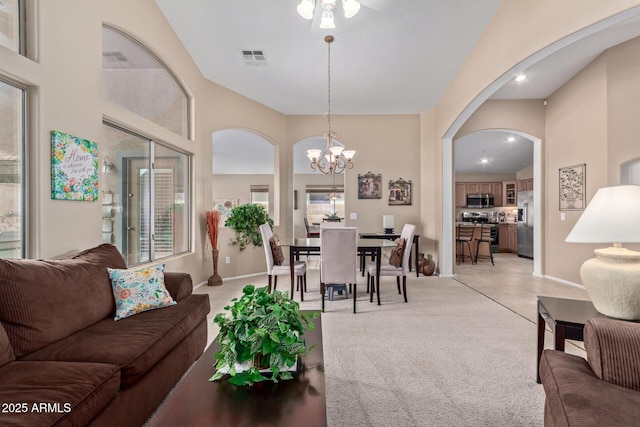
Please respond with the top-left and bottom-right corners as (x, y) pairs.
(320, 226), (358, 313)
(304, 217), (320, 238)
(456, 224), (476, 265)
(474, 224), (498, 265)
(259, 223), (307, 297)
(366, 223), (416, 304)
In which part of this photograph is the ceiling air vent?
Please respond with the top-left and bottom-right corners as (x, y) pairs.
(241, 50), (267, 66)
(102, 51), (131, 68)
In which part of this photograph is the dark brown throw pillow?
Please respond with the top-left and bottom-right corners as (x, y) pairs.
(270, 234), (285, 266)
(389, 238), (406, 268)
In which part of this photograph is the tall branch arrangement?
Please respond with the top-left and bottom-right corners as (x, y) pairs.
(206, 210), (221, 250)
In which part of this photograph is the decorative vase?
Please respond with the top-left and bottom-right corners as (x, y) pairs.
(207, 249), (223, 286)
(417, 253), (434, 276)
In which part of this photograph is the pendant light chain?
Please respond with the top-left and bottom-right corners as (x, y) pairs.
(326, 34), (333, 145)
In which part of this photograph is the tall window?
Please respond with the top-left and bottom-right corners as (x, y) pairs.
(102, 123), (190, 266)
(102, 25), (189, 139)
(250, 185), (269, 213)
(0, 0), (25, 54)
(0, 78), (25, 258)
(306, 185), (345, 224)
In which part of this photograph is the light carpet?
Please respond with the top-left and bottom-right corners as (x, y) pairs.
(197, 273), (545, 426)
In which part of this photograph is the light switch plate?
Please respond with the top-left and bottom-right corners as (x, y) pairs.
(350, 212), (357, 220)
(560, 213), (565, 221)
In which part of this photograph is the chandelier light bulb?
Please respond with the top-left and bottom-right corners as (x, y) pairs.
(342, 0), (360, 18)
(297, 0), (315, 20)
(319, 7), (336, 29)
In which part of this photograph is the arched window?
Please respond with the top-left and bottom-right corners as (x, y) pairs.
(102, 25), (190, 138)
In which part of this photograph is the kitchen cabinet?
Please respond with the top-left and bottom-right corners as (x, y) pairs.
(518, 178), (533, 192)
(455, 181), (504, 207)
(498, 223), (518, 253)
(503, 181), (516, 206)
(455, 183), (467, 207)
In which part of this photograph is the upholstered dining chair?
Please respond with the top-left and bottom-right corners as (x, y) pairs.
(259, 223), (307, 297)
(304, 217), (320, 238)
(320, 226), (358, 313)
(366, 223), (416, 304)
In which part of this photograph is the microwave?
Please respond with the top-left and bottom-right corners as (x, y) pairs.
(466, 194), (494, 208)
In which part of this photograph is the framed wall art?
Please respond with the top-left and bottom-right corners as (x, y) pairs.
(51, 130), (99, 201)
(213, 198), (239, 226)
(559, 163), (586, 210)
(358, 171), (382, 199)
(388, 178), (412, 206)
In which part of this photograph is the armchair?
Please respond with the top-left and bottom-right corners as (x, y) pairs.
(540, 318), (640, 426)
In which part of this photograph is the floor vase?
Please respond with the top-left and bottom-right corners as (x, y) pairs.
(208, 249), (223, 286)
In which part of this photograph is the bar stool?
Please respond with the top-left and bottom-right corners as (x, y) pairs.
(475, 224), (498, 265)
(456, 224), (475, 265)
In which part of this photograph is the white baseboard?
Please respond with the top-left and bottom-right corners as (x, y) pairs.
(542, 274), (585, 290)
(194, 272), (265, 290)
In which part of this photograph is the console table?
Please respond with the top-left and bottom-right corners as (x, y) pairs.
(145, 313), (326, 426)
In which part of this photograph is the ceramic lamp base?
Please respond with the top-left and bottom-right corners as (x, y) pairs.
(383, 228), (394, 234)
(580, 246), (640, 320)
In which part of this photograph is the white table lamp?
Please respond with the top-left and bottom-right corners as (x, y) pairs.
(383, 215), (394, 234)
(565, 185), (640, 320)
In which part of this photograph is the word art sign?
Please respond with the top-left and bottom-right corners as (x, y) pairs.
(51, 130), (99, 201)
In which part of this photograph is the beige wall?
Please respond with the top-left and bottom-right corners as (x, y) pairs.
(5, 0), (640, 285)
(431, 1), (640, 279)
(286, 114), (422, 240)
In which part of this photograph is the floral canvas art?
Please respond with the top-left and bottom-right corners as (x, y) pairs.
(51, 130), (99, 201)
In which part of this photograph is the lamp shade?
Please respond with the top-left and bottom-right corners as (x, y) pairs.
(565, 185), (640, 244)
(383, 215), (395, 229)
(565, 185), (640, 243)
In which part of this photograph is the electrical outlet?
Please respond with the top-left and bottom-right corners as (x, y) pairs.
(225, 256), (230, 264)
(560, 213), (566, 221)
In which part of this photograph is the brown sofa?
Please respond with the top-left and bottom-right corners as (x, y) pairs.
(540, 318), (640, 427)
(0, 244), (210, 427)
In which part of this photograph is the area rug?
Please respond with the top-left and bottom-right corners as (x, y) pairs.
(296, 276), (545, 427)
(198, 274), (545, 426)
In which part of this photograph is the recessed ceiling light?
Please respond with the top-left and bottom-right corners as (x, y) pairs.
(515, 74), (527, 82)
(480, 158), (489, 164)
(507, 136), (516, 142)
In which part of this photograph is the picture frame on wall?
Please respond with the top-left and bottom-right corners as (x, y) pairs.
(51, 130), (99, 201)
(358, 171), (382, 199)
(388, 178), (412, 206)
(559, 163), (586, 211)
(213, 198), (239, 226)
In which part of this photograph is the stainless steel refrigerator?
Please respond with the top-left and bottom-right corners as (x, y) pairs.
(517, 189), (534, 258)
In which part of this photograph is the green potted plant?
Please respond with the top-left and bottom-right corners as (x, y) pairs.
(224, 203), (274, 251)
(209, 285), (319, 386)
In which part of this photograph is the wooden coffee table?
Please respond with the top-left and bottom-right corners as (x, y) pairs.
(145, 313), (326, 426)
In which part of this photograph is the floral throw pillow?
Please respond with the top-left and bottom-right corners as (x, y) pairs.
(107, 264), (176, 321)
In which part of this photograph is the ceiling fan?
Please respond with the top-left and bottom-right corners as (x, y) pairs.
(297, 0), (393, 30)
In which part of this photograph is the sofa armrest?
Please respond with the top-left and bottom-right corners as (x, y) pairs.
(585, 318), (640, 391)
(164, 272), (193, 302)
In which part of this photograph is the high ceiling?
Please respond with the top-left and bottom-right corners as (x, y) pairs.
(154, 1), (640, 173)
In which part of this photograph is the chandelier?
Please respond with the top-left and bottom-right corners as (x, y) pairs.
(307, 35), (356, 174)
(297, 0), (361, 29)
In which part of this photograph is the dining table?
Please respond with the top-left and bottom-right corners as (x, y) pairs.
(280, 238), (397, 305)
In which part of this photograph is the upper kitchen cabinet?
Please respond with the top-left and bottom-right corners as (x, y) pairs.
(503, 181), (516, 206)
(455, 182), (467, 207)
(518, 178), (533, 192)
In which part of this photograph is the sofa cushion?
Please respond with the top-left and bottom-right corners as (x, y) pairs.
(585, 318), (640, 391)
(68, 243), (127, 269)
(107, 264), (176, 321)
(540, 349), (640, 427)
(0, 256), (121, 357)
(0, 323), (15, 367)
(0, 360), (120, 427)
(20, 293), (210, 388)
